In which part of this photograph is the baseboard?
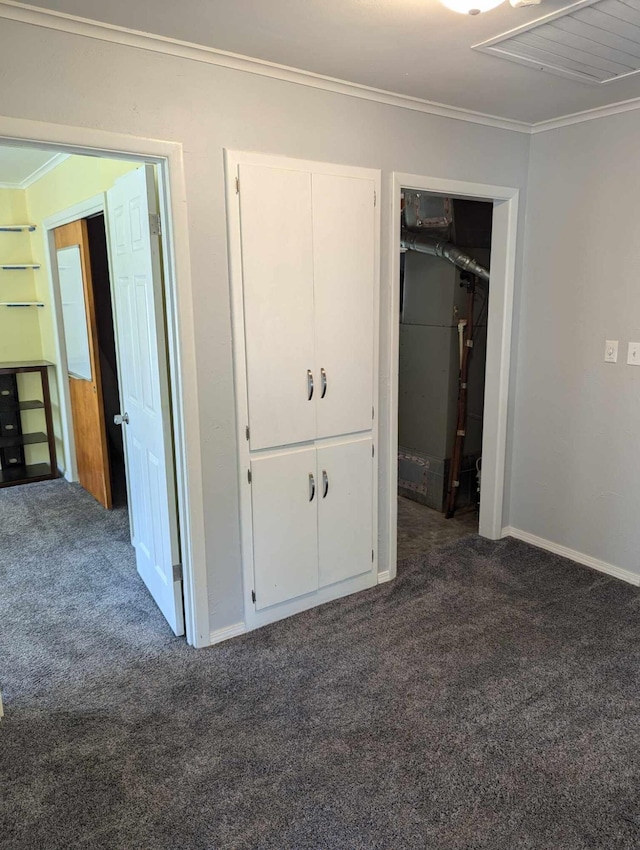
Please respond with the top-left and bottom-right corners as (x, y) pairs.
(378, 570), (392, 584)
(209, 621), (246, 645)
(502, 526), (640, 587)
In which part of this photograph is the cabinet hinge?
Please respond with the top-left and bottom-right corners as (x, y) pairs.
(372, 405), (375, 420)
(247, 469), (252, 483)
(149, 213), (161, 237)
(374, 189), (377, 207)
(172, 563), (183, 582)
(372, 549), (375, 563)
(245, 425), (250, 441)
(372, 445), (375, 458)
(236, 176), (240, 195)
(251, 589), (256, 603)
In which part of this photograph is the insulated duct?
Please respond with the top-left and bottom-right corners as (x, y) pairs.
(400, 229), (490, 282)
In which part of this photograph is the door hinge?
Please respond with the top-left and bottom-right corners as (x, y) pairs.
(372, 405), (375, 420)
(149, 213), (161, 237)
(172, 563), (183, 582)
(247, 469), (252, 483)
(374, 189), (377, 207)
(251, 589), (256, 603)
(372, 549), (375, 563)
(245, 425), (250, 441)
(372, 445), (375, 458)
(236, 176), (240, 195)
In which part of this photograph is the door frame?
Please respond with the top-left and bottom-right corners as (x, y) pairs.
(388, 172), (519, 575)
(0, 114), (210, 647)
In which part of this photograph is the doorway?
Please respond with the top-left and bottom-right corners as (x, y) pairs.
(387, 172), (519, 576)
(397, 191), (492, 559)
(0, 145), (185, 639)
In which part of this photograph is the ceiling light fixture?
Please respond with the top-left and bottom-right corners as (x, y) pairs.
(440, 0), (540, 14)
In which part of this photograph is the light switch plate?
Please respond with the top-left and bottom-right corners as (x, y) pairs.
(627, 342), (640, 366)
(604, 340), (618, 363)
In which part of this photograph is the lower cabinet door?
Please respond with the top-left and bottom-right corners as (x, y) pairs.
(317, 436), (374, 589)
(251, 447), (319, 610)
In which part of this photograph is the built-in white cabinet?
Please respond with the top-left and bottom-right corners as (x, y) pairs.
(228, 151), (380, 630)
(251, 435), (374, 611)
(238, 163), (376, 451)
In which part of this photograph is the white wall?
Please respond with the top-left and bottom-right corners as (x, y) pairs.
(510, 111), (640, 579)
(0, 18), (531, 634)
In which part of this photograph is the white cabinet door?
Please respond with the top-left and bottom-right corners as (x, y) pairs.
(239, 164), (316, 450)
(317, 436), (374, 588)
(251, 447), (319, 610)
(313, 173), (375, 439)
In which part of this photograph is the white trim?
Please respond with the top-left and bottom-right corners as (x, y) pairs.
(209, 621), (247, 646)
(225, 149), (381, 633)
(377, 570), (391, 584)
(502, 526), (640, 587)
(0, 114), (209, 648)
(0, 152), (69, 189)
(531, 96), (640, 134)
(388, 173), (519, 578)
(0, 1), (529, 135)
(42, 191), (106, 483)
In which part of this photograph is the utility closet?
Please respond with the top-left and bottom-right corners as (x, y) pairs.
(398, 191), (492, 516)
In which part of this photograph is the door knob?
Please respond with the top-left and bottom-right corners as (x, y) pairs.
(114, 412), (130, 426)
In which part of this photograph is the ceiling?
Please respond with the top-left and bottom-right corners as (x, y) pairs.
(15, 0), (640, 124)
(0, 145), (67, 188)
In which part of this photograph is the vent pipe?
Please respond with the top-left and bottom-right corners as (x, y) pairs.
(400, 229), (490, 282)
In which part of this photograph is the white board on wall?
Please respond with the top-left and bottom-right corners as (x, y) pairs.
(56, 244), (92, 381)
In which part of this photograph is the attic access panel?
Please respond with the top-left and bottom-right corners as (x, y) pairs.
(474, 0), (640, 85)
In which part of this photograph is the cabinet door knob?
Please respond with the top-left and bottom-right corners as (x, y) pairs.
(322, 470), (329, 498)
(308, 472), (316, 502)
(320, 368), (327, 399)
(307, 369), (314, 401)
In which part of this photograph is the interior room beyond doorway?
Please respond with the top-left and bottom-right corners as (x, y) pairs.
(397, 189), (493, 561)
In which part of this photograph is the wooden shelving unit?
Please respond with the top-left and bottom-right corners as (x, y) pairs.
(0, 361), (58, 488)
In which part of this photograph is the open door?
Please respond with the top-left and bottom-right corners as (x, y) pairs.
(106, 165), (184, 636)
(54, 220), (112, 509)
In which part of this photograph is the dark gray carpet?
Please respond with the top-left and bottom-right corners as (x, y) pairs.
(2, 479), (640, 850)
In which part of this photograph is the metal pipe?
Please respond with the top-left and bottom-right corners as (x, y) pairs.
(400, 229), (490, 282)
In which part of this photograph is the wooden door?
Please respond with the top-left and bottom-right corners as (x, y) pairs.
(238, 163), (317, 451)
(313, 173), (375, 439)
(106, 166), (183, 636)
(54, 220), (111, 509)
(250, 447), (319, 610)
(317, 436), (374, 589)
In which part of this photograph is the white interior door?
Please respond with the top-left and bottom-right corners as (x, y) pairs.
(239, 163), (316, 451)
(251, 447), (319, 610)
(317, 436), (374, 588)
(106, 165), (184, 636)
(313, 173), (375, 439)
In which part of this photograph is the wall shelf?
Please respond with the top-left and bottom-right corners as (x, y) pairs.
(0, 264), (41, 270)
(0, 225), (36, 233)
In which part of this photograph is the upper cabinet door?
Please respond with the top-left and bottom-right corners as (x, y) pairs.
(239, 164), (317, 450)
(312, 173), (375, 439)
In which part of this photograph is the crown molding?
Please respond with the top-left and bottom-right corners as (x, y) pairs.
(531, 96), (640, 134)
(0, 1), (531, 135)
(0, 151), (69, 188)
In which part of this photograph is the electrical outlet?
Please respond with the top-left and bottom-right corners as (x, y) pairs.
(604, 340), (618, 363)
(627, 342), (640, 366)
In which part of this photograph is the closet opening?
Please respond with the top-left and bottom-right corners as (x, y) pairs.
(396, 190), (493, 561)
